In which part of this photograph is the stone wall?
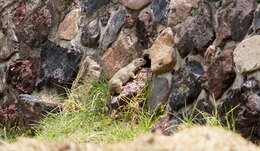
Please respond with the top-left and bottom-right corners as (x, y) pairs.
(0, 0), (260, 141)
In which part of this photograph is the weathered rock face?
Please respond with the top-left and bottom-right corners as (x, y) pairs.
(58, 9), (79, 40)
(36, 41), (82, 88)
(149, 27), (176, 74)
(151, 113), (181, 136)
(175, 1), (215, 58)
(101, 33), (139, 79)
(202, 50), (236, 100)
(219, 78), (260, 142)
(136, 10), (156, 49)
(106, 68), (151, 112)
(0, 67), (7, 96)
(152, 0), (169, 23)
(83, 0), (110, 12)
(147, 77), (170, 113)
(119, 0), (151, 10)
(73, 56), (101, 88)
(81, 19), (100, 48)
(167, 0), (200, 26)
(234, 35), (260, 74)
(7, 58), (39, 94)
(214, 0), (256, 46)
(254, 5), (260, 32)
(15, 4), (53, 48)
(168, 61), (204, 111)
(0, 94), (61, 128)
(100, 8), (127, 50)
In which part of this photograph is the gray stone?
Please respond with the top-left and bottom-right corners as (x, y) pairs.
(83, 0), (110, 13)
(81, 19), (100, 48)
(175, 1), (214, 58)
(234, 35), (260, 74)
(152, 0), (169, 23)
(147, 77), (170, 113)
(100, 8), (126, 50)
(254, 5), (260, 31)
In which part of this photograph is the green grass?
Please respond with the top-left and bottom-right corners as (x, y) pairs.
(0, 77), (239, 144)
(176, 99), (238, 132)
(34, 78), (155, 144)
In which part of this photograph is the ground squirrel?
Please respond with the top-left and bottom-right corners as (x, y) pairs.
(108, 58), (146, 96)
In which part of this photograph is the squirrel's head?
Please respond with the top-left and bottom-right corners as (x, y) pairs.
(133, 58), (146, 67)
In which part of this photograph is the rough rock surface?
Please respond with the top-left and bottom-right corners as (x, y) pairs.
(168, 61), (204, 111)
(73, 56), (101, 88)
(167, 0), (200, 26)
(136, 10), (156, 49)
(58, 9), (79, 40)
(7, 58), (39, 94)
(147, 77), (170, 113)
(219, 78), (260, 142)
(15, 5), (52, 48)
(81, 19), (100, 48)
(101, 33), (139, 79)
(202, 50), (236, 100)
(234, 35), (260, 74)
(214, 0), (256, 46)
(152, 113), (181, 135)
(175, 1), (215, 58)
(83, 0), (110, 12)
(36, 41), (82, 88)
(152, 0), (169, 23)
(149, 27), (176, 74)
(100, 8), (127, 50)
(119, 0), (151, 10)
(0, 94), (61, 128)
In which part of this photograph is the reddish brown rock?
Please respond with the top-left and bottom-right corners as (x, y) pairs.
(15, 6), (52, 47)
(7, 58), (40, 94)
(214, 0), (256, 47)
(151, 113), (181, 136)
(201, 50), (236, 100)
(149, 27), (176, 74)
(12, 1), (26, 25)
(119, 0), (151, 10)
(175, 1), (215, 58)
(219, 78), (260, 142)
(106, 68), (151, 112)
(101, 33), (139, 79)
(0, 94), (61, 128)
(58, 9), (79, 40)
